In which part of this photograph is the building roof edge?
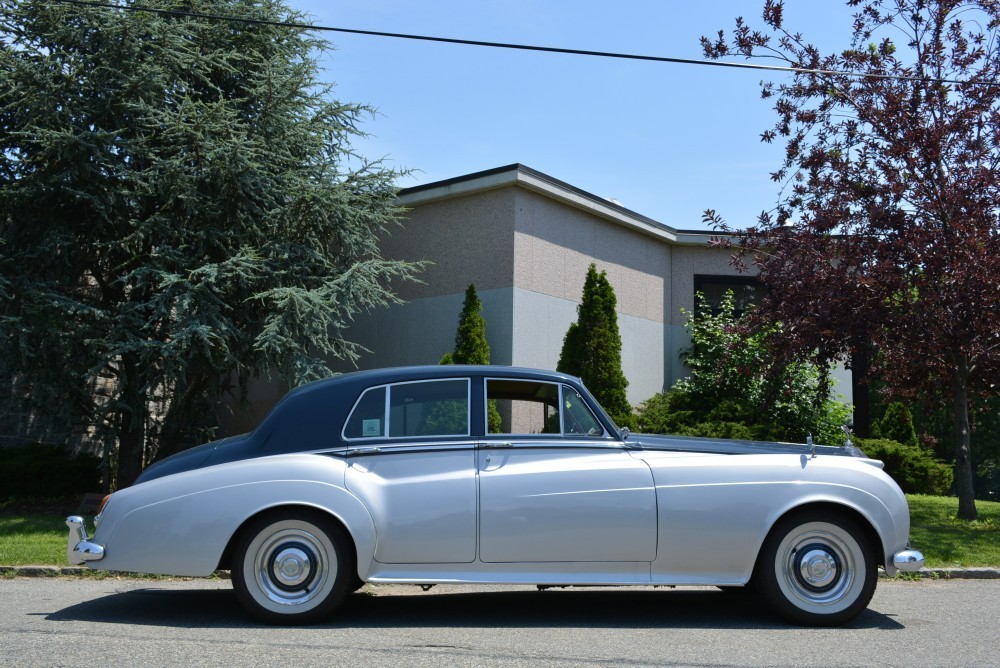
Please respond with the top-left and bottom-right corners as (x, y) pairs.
(397, 165), (726, 246)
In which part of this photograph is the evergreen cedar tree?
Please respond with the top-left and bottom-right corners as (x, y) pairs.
(441, 285), (492, 366)
(0, 1), (421, 488)
(440, 284), (501, 433)
(702, 0), (1000, 519)
(557, 264), (631, 426)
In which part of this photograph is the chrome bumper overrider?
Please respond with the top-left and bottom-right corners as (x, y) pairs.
(66, 515), (105, 565)
(892, 548), (925, 572)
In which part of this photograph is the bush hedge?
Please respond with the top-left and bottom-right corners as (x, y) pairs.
(856, 438), (953, 496)
(0, 444), (101, 501)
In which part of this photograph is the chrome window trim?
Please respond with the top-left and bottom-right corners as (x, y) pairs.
(342, 378), (472, 442)
(481, 377), (610, 440)
(475, 437), (624, 451)
(324, 441), (481, 458)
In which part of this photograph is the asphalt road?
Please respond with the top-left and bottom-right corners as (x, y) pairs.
(1, 577), (997, 667)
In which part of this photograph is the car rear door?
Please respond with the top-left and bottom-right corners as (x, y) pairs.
(343, 378), (478, 564)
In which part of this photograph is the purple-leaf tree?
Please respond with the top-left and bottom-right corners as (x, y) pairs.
(702, 0), (1000, 520)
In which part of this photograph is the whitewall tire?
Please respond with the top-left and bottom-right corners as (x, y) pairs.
(232, 509), (353, 624)
(756, 510), (877, 626)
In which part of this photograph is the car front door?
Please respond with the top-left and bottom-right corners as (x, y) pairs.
(477, 380), (657, 563)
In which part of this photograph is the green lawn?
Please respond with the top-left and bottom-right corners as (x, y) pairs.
(1, 495), (998, 569)
(0, 513), (80, 566)
(906, 494), (1000, 568)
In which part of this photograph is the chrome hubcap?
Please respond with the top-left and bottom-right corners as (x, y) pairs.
(270, 544), (314, 590)
(795, 544), (840, 591)
(252, 526), (332, 607)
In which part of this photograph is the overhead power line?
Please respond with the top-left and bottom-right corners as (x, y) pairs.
(51, 0), (990, 87)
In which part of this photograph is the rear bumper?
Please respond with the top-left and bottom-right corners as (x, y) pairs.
(66, 516), (105, 565)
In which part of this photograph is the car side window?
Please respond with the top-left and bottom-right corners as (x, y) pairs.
(343, 386), (387, 439)
(561, 386), (604, 437)
(388, 379), (469, 437)
(486, 379), (561, 434)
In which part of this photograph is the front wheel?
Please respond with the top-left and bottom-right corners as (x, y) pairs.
(756, 511), (877, 626)
(232, 509), (353, 624)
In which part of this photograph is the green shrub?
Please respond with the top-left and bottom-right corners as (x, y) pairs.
(856, 438), (953, 495)
(636, 291), (851, 446)
(705, 399), (758, 425)
(872, 402), (918, 447)
(0, 444), (101, 500)
(684, 421), (762, 441)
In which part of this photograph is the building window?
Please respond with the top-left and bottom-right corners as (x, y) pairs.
(693, 275), (765, 317)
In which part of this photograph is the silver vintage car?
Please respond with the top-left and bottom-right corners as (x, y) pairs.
(67, 365), (923, 625)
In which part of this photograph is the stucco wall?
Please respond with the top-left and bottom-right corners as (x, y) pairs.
(512, 190), (669, 323)
(510, 190), (670, 403)
(330, 288), (515, 373)
(668, 244), (752, 326)
(380, 188), (516, 300)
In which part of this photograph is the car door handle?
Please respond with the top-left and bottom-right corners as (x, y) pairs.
(347, 447), (382, 456)
(481, 442), (513, 449)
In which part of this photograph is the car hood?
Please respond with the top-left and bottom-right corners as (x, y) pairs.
(628, 433), (867, 458)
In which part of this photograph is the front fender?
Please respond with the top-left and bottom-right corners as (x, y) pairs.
(640, 452), (911, 584)
(92, 454), (377, 577)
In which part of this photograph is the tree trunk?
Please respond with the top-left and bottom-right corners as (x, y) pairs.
(114, 353), (146, 489)
(952, 357), (978, 521)
(851, 344), (871, 438)
(116, 416), (145, 489)
(154, 373), (211, 463)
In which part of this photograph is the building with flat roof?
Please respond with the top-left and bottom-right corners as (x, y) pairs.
(228, 163), (854, 433)
(339, 163), (770, 395)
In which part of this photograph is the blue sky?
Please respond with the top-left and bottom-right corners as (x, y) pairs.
(292, 1), (857, 230)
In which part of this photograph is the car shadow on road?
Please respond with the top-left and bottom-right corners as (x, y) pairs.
(47, 585), (905, 631)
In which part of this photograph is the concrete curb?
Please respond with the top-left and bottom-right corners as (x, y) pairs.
(906, 568), (1000, 580)
(0, 566), (232, 579)
(2, 565), (998, 579)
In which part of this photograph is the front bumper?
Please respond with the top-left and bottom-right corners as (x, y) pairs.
(892, 548), (925, 572)
(66, 515), (105, 565)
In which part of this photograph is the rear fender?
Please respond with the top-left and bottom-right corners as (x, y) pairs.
(91, 455), (377, 577)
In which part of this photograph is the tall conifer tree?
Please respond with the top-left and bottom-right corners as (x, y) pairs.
(557, 265), (631, 425)
(440, 284), (500, 432)
(0, 0), (420, 487)
(450, 285), (491, 365)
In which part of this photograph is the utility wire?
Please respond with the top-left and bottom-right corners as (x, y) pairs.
(51, 0), (989, 87)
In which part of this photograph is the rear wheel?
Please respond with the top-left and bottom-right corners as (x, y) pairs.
(232, 509), (353, 624)
(756, 511), (877, 626)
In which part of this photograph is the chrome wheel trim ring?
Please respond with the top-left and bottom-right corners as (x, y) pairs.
(244, 520), (338, 612)
(774, 522), (864, 614)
